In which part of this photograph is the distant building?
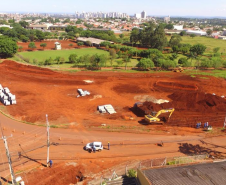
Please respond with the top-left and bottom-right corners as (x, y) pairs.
(164, 16), (170, 23)
(27, 25), (48, 31)
(135, 13), (141, 19)
(165, 30), (181, 35)
(0, 24), (12, 29)
(173, 25), (183, 30)
(141, 11), (146, 19)
(49, 25), (67, 31)
(218, 36), (226, 40)
(54, 42), (61, 50)
(186, 30), (207, 36)
(222, 30), (226, 36)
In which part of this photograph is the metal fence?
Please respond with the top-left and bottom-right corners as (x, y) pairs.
(87, 154), (209, 185)
(140, 154), (209, 170)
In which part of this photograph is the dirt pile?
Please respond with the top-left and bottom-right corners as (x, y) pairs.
(23, 163), (86, 185)
(134, 91), (226, 116)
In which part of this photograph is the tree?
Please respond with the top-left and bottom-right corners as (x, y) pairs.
(127, 169), (137, 178)
(28, 42), (36, 50)
(180, 31), (186, 36)
(178, 57), (191, 67)
(68, 54), (78, 64)
(206, 29), (213, 36)
(77, 41), (84, 46)
(190, 34), (196, 38)
(139, 23), (155, 46)
(211, 57), (222, 68)
(60, 57), (65, 64)
(119, 34), (124, 39)
(213, 47), (220, 54)
(76, 19), (82, 24)
(151, 25), (167, 51)
(19, 21), (29, 28)
(130, 28), (140, 46)
(179, 44), (191, 54)
(63, 18), (70, 23)
(75, 33), (80, 38)
(35, 30), (45, 41)
(20, 35), (29, 42)
(86, 41), (92, 47)
(40, 43), (47, 50)
(54, 56), (61, 64)
(165, 24), (174, 30)
(169, 34), (182, 47)
(136, 58), (154, 70)
(18, 46), (23, 52)
(109, 49), (116, 66)
(122, 54), (131, 70)
(190, 44), (207, 56)
(0, 36), (18, 57)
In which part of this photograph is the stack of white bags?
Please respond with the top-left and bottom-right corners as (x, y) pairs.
(0, 84), (16, 106)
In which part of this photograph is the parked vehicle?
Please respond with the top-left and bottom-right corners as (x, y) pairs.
(85, 142), (103, 152)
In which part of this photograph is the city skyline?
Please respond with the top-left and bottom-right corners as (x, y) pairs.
(0, 0), (226, 17)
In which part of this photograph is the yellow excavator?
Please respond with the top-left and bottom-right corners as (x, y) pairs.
(173, 67), (184, 72)
(145, 108), (175, 124)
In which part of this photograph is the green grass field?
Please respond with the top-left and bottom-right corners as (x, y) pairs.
(167, 35), (226, 53)
(16, 48), (139, 68)
(18, 48), (109, 62)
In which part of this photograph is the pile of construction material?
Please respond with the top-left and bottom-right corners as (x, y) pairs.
(77, 89), (90, 98)
(97, 104), (116, 114)
(0, 85), (16, 106)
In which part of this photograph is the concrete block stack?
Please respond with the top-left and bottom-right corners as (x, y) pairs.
(0, 85), (17, 106)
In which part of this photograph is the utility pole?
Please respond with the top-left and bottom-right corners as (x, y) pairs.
(1, 134), (17, 185)
(46, 114), (50, 167)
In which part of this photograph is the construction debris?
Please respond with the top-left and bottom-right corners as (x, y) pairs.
(83, 80), (94, 84)
(77, 89), (90, 98)
(97, 104), (116, 114)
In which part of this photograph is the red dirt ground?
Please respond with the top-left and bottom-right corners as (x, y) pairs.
(0, 60), (226, 184)
(0, 60), (225, 127)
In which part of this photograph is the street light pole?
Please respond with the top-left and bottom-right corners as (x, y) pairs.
(46, 114), (50, 167)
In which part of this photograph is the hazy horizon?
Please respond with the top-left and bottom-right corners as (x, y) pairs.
(0, 0), (226, 17)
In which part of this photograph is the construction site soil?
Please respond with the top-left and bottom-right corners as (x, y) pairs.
(0, 60), (225, 127)
(0, 60), (226, 184)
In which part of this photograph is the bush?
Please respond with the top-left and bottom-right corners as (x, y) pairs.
(127, 169), (137, 178)
(77, 41), (84, 46)
(24, 58), (30, 63)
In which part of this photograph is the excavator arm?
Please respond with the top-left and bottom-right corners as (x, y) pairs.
(145, 108), (174, 124)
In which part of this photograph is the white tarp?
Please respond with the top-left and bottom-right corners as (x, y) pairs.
(103, 104), (116, 114)
(77, 89), (90, 97)
(97, 106), (106, 113)
(97, 104), (116, 114)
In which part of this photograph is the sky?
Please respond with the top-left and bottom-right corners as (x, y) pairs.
(0, 0), (226, 17)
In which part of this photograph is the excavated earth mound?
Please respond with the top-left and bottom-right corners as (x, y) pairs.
(134, 91), (226, 127)
(135, 91), (226, 115)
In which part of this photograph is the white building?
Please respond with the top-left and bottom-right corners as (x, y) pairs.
(55, 42), (61, 50)
(164, 16), (170, 23)
(222, 30), (226, 36)
(218, 36), (226, 40)
(186, 30), (207, 36)
(135, 13), (141, 19)
(173, 25), (183, 30)
(0, 24), (12, 28)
